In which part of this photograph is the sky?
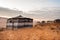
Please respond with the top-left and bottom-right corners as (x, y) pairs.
(0, 0), (60, 21)
(0, 0), (60, 11)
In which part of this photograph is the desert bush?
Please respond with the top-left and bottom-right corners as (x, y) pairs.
(54, 19), (60, 23)
(0, 28), (6, 31)
(0, 28), (3, 31)
(51, 28), (55, 30)
(41, 21), (46, 23)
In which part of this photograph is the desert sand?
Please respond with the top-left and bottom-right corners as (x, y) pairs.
(0, 26), (60, 40)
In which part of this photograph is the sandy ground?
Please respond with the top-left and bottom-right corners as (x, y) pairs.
(0, 27), (60, 40)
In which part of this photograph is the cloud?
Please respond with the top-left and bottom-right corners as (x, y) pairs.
(0, 7), (60, 21)
(0, 7), (23, 17)
(28, 7), (60, 20)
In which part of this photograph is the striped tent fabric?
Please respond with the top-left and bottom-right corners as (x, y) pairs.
(6, 15), (33, 30)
